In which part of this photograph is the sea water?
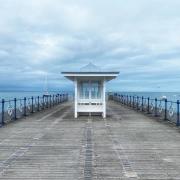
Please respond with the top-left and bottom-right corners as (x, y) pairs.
(119, 92), (180, 102)
(115, 92), (180, 113)
(0, 91), (70, 111)
(0, 91), (68, 101)
(0, 91), (179, 102)
(0, 91), (179, 113)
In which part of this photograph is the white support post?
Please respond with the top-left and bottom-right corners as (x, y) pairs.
(103, 79), (106, 118)
(74, 78), (78, 118)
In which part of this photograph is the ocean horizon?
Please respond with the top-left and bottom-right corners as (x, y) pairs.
(0, 91), (180, 102)
(0, 91), (69, 101)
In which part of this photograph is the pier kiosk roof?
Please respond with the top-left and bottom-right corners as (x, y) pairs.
(62, 63), (119, 118)
(62, 63), (119, 81)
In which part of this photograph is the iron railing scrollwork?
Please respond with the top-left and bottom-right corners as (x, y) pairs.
(0, 93), (68, 127)
(112, 93), (180, 127)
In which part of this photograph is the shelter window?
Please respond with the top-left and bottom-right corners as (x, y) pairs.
(91, 81), (101, 99)
(80, 81), (89, 99)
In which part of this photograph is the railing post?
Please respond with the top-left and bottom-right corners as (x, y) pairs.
(137, 96), (139, 110)
(31, 96), (34, 113)
(24, 97), (26, 116)
(57, 94), (59, 104)
(176, 100), (180, 126)
(38, 96), (40, 111)
(48, 95), (50, 107)
(50, 95), (51, 108)
(47, 96), (48, 108)
(127, 95), (128, 106)
(43, 96), (45, 109)
(130, 96), (131, 107)
(142, 96), (144, 111)
(60, 94), (62, 103)
(1, 99), (5, 126)
(164, 99), (167, 120)
(148, 97), (150, 113)
(14, 98), (17, 120)
(53, 95), (54, 106)
(155, 98), (157, 117)
(133, 96), (134, 108)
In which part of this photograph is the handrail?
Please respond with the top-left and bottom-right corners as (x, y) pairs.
(0, 93), (68, 126)
(112, 93), (180, 126)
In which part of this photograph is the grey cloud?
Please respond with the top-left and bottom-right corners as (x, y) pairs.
(0, 0), (180, 91)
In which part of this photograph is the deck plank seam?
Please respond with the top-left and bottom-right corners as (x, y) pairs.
(0, 104), (72, 177)
(104, 116), (139, 179)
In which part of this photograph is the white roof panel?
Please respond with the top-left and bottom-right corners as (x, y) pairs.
(61, 63), (119, 81)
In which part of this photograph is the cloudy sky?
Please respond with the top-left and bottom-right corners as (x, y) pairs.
(0, 0), (180, 92)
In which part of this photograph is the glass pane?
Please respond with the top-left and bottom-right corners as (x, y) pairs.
(80, 81), (90, 99)
(91, 81), (101, 99)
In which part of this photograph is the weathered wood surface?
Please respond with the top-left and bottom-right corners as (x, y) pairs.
(0, 101), (180, 179)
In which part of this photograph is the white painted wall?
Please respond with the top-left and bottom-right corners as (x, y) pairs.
(103, 79), (106, 118)
(74, 78), (78, 118)
(74, 78), (106, 118)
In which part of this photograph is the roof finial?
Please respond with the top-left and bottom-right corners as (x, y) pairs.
(80, 62), (101, 72)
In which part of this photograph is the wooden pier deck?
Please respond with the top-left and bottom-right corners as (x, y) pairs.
(0, 101), (180, 179)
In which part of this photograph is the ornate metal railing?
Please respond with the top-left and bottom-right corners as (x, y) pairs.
(0, 93), (68, 126)
(112, 93), (180, 126)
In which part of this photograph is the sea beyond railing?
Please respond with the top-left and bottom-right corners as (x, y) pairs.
(0, 93), (68, 126)
(111, 93), (180, 127)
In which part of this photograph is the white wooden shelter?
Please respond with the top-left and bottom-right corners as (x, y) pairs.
(62, 63), (119, 118)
